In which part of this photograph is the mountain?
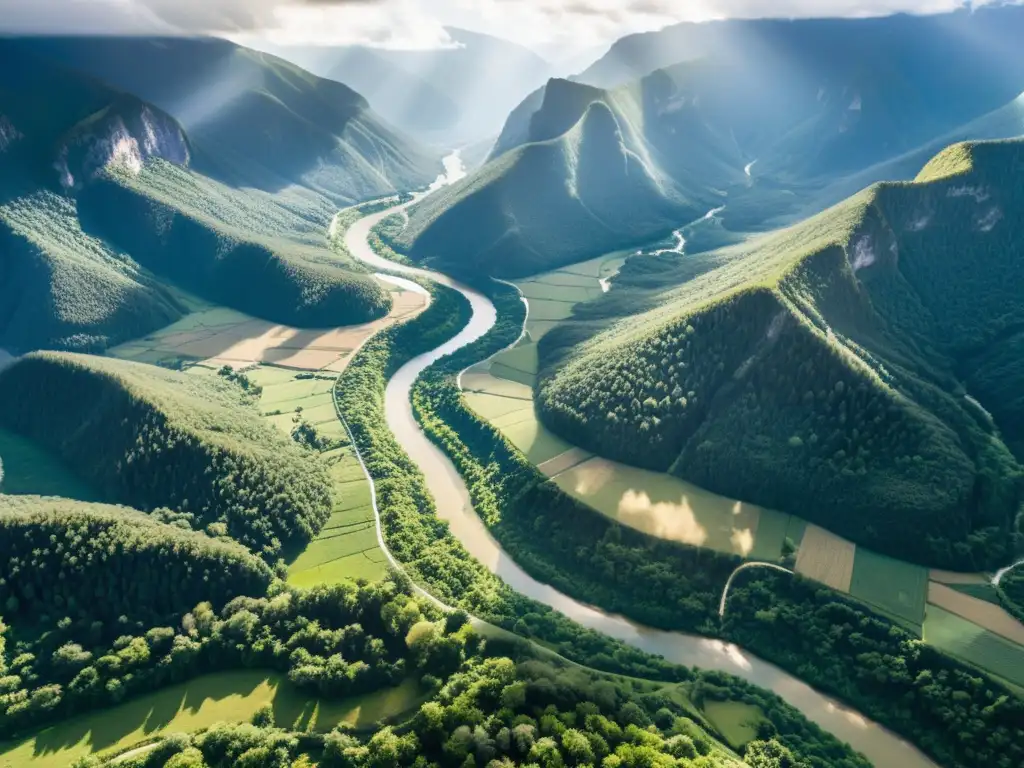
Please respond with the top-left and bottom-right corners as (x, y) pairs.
(265, 27), (552, 145)
(537, 137), (1024, 572)
(0, 37), (439, 354)
(385, 68), (752, 277)
(390, 6), (1024, 277)
(578, 6), (1024, 90)
(13, 36), (440, 202)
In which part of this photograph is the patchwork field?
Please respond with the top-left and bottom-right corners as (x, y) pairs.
(0, 672), (424, 768)
(794, 525), (856, 592)
(927, 581), (1024, 645)
(0, 426), (99, 501)
(923, 605), (1024, 689)
(109, 276), (427, 373)
(849, 549), (929, 629)
(241, 365), (386, 587)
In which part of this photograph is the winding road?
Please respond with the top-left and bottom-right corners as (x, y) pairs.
(342, 156), (938, 768)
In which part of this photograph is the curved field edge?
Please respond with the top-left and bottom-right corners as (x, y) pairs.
(408, 282), (1024, 768)
(0, 672), (423, 768)
(332, 280), (872, 767)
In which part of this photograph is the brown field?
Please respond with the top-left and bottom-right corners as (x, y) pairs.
(927, 581), (1024, 645)
(794, 525), (856, 592)
(929, 569), (990, 585)
(110, 279), (427, 373)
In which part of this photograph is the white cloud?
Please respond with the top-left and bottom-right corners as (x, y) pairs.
(0, 0), (1010, 55)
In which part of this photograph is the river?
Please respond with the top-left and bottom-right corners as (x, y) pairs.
(342, 154), (938, 768)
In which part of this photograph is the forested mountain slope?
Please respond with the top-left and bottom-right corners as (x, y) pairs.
(0, 37), (437, 353)
(386, 71), (744, 277)
(0, 495), (273, 623)
(392, 6), (1024, 278)
(538, 138), (1024, 570)
(13, 36), (439, 203)
(0, 44), (188, 353)
(0, 353), (332, 559)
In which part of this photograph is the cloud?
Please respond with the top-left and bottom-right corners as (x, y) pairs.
(0, 0), (1013, 54)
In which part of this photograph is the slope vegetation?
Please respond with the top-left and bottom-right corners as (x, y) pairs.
(0, 43), (188, 352)
(0, 495), (272, 623)
(393, 7), (1024, 278)
(0, 353), (332, 559)
(388, 72), (740, 276)
(16, 36), (439, 203)
(77, 160), (389, 327)
(538, 138), (1024, 570)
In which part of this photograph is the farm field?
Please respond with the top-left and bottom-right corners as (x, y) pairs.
(849, 548), (929, 629)
(0, 427), (99, 501)
(0, 672), (424, 768)
(701, 701), (766, 749)
(108, 276), (427, 373)
(927, 581), (1024, 645)
(245, 365), (386, 586)
(923, 605), (1024, 689)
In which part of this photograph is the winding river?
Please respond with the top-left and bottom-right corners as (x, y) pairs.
(343, 155), (938, 768)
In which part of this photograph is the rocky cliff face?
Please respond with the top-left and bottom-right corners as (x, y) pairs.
(55, 100), (189, 190)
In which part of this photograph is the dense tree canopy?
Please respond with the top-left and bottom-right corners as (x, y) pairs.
(537, 140), (1024, 570)
(723, 570), (1024, 768)
(0, 352), (333, 559)
(0, 496), (272, 625)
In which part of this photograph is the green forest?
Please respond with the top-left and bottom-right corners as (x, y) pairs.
(722, 570), (1024, 768)
(406, 280), (1024, 768)
(77, 162), (391, 329)
(0, 353), (332, 560)
(0, 496), (272, 624)
(537, 139), (1024, 570)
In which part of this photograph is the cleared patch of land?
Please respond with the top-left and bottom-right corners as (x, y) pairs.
(0, 672), (424, 768)
(246, 364), (386, 586)
(849, 549), (929, 628)
(702, 701), (766, 749)
(923, 605), (1024, 689)
(794, 525), (856, 592)
(929, 569), (989, 585)
(927, 581), (1024, 645)
(0, 427), (99, 501)
(109, 278), (426, 373)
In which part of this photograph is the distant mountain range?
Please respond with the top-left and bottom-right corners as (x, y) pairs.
(0, 37), (439, 354)
(389, 4), (1024, 277)
(262, 27), (554, 146)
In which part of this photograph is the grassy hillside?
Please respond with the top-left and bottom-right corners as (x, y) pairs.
(538, 138), (1024, 570)
(0, 353), (332, 559)
(0, 495), (272, 623)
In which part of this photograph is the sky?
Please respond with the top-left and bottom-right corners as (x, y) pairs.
(0, 0), (1008, 59)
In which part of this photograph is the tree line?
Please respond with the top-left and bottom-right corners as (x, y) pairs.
(0, 496), (272, 626)
(332, 279), (871, 768)
(722, 569), (1024, 768)
(0, 352), (333, 561)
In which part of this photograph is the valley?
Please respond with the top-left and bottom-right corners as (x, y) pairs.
(3, 9), (1024, 768)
